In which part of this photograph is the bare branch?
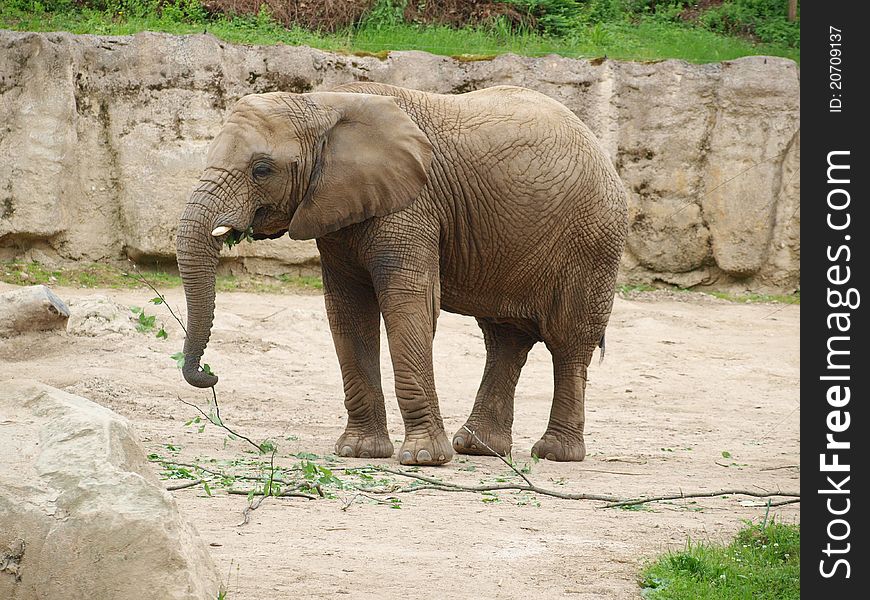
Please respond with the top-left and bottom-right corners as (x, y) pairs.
(236, 494), (266, 527)
(165, 479), (203, 491)
(462, 425), (533, 487)
(603, 489), (800, 509)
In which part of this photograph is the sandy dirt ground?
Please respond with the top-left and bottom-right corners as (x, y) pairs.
(0, 282), (800, 599)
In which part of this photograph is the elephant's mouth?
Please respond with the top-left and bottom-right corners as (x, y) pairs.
(251, 229), (288, 241)
(249, 206), (290, 240)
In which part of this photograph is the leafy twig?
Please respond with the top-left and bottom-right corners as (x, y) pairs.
(228, 490), (317, 500)
(176, 394), (263, 452)
(357, 466), (800, 509)
(340, 492), (400, 511)
(125, 262), (187, 335)
(362, 465), (620, 502)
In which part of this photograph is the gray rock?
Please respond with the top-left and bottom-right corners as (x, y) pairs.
(0, 379), (221, 600)
(66, 294), (137, 336)
(0, 285), (70, 337)
(0, 31), (800, 292)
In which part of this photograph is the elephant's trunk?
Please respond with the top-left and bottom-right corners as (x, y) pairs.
(176, 193), (223, 388)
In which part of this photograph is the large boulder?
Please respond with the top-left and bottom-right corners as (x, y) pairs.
(0, 285), (70, 337)
(0, 380), (220, 600)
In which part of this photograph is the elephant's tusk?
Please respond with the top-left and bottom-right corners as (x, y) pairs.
(211, 225), (232, 237)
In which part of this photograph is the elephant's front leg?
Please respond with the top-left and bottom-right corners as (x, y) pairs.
(324, 275), (393, 459)
(378, 283), (453, 466)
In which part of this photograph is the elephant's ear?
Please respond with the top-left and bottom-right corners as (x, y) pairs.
(288, 93), (433, 240)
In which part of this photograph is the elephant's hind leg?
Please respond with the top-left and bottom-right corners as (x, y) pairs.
(453, 319), (536, 457)
(532, 343), (597, 462)
(324, 274), (393, 459)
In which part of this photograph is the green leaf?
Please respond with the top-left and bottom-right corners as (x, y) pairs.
(291, 452), (320, 460)
(135, 311), (156, 332)
(207, 409), (223, 427)
(202, 363), (215, 376)
(259, 439), (277, 454)
(150, 296), (164, 305)
(170, 352), (185, 369)
(130, 306), (142, 315)
(156, 327), (168, 339)
(722, 451), (732, 459)
(203, 481), (212, 497)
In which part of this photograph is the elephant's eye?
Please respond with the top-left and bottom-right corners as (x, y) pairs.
(252, 163), (271, 179)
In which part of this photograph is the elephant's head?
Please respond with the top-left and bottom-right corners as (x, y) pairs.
(176, 92), (433, 388)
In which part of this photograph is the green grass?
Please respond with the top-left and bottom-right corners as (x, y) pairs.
(0, 260), (323, 293)
(0, 260), (182, 289)
(618, 283), (800, 305)
(640, 520), (799, 599)
(0, 4), (799, 64)
(705, 290), (800, 304)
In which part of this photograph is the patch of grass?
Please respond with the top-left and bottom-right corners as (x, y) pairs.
(618, 283), (658, 294)
(640, 520), (799, 599)
(703, 290), (800, 304)
(0, 260), (182, 289)
(617, 282), (800, 305)
(0, 3), (799, 64)
(215, 273), (323, 293)
(0, 260), (323, 294)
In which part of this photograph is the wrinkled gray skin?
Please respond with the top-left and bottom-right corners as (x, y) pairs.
(177, 83), (627, 466)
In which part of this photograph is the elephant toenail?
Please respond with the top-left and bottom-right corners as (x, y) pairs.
(470, 444), (478, 450)
(340, 445), (354, 457)
(417, 449), (432, 462)
(360, 451), (371, 458)
(401, 451), (413, 463)
(438, 454), (445, 461)
(453, 436), (465, 447)
(546, 453), (556, 460)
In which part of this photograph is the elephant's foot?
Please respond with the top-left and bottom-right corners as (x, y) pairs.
(398, 430), (453, 465)
(335, 428), (394, 459)
(452, 421), (512, 457)
(531, 432), (586, 462)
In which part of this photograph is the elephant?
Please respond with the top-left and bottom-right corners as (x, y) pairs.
(176, 82), (628, 466)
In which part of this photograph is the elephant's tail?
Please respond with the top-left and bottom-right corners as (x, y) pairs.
(598, 333), (606, 365)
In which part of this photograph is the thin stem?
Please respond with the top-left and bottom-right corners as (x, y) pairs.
(177, 395), (263, 453)
(124, 262), (187, 335)
(462, 425), (533, 487)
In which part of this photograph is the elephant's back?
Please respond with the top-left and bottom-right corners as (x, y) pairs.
(334, 82), (627, 318)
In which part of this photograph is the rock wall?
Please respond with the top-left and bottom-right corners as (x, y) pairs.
(0, 31), (800, 291)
